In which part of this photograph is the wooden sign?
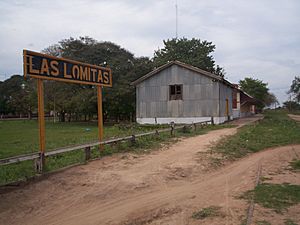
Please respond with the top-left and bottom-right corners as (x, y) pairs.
(22, 50), (112, 170)
(23, 50), (112, 87)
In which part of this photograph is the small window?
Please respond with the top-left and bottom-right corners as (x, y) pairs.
(169, 84), (182, 100)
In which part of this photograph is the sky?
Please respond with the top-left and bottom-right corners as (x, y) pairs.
(0, 0), (299, 104)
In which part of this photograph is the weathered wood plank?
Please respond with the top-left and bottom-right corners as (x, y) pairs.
(0, 152), (40, 165)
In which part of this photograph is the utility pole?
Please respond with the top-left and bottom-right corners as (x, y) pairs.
(175, 0), (178, 39)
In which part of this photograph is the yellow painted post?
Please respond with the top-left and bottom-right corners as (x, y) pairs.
(226, 98), (229, 116)
(97, 86), (104, 150)
(37, 79), (46, 169)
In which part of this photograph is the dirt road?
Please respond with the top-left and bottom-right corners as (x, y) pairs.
(288, 113), (300, 122)
(1, 115), (299, 225)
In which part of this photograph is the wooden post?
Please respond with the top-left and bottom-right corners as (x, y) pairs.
(97, 86), (104, 150)
(155, 129), (159, 136)
(85, 147), (91, 161)
(37, 79), (45, 171)
(211, 116), (214, 125)
(131, 135), (136, 145)
(170, 123), (175, 136)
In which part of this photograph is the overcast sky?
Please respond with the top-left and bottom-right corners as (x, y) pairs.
(0, 0), (299, 103)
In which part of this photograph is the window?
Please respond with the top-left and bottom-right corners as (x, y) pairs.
(169, 84), (182, 100)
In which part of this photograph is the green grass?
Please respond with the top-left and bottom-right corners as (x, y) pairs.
(241, 183), (300, 213)
(0, 120), (168, 159)
(0, 121), (233, 185)
(212, 110), (300, 159)
(192, 206), (222, 220)
(289, 110), (300, 115)
(290, 159), (300, 172)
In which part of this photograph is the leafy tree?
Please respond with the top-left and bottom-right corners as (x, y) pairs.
(283, 101), (300, 111)
(0, 75), (36, 118)
(153, 38), (224, 76)
(288, 76), (300, 102)
(42, 36), (153, 122)
(44, 81), (81, 122)
(264, 92), (279, 107)
(239, 77), (270, 110)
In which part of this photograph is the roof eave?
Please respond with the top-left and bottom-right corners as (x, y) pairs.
(131, 60), (224, 86)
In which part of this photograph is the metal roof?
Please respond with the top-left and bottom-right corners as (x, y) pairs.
(131, 60), (234, 87)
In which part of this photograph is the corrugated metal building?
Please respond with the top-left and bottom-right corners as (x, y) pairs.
(131, 61), (234, 124)
(232, 84), (256, 119)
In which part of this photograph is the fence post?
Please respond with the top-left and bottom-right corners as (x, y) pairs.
(85, 146), (91, 161)
(131, 135), (136, 145)
(193, 122), (196, 131)
(170, 122), (175, 136)
(155, 129), (159, 136)
(35, 152), (44, 173)
(211, 116), (214, 125)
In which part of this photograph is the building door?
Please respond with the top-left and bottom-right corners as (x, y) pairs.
(226, 98), (229, 116)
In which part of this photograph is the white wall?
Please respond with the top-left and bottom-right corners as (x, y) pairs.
(232, 109), (240, 119)
(137, 116), (232, 125)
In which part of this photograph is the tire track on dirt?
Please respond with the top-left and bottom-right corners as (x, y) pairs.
(1, 116), (276, 225)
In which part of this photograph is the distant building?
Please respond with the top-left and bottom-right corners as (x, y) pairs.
(232, 84), (256, 118)
(131, 61), (235, 124)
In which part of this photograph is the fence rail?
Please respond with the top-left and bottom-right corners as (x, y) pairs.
(0, 118), (213, 169)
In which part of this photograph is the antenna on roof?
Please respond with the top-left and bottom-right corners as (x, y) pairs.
(175, 0), (178, 39)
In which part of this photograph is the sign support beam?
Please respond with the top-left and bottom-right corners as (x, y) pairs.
(23, 49), (112, 168)
(37, 79), (46, 170)
(97, 86), (104, 150)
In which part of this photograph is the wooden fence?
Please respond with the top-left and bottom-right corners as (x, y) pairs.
(0, 118), (213, 172)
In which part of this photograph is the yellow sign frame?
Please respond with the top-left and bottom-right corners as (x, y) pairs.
(23, 50), (112, 87)
(23, 50), (112, 170)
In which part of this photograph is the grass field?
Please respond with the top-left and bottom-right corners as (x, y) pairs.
(212, 110), (300, 160)
(0, 119), (232, 185)
(0, 120), (167, 159)
(241, 183), (300, 213)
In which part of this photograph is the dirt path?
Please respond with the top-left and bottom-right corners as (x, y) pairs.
(2, 115), (298, 225)
(288, 113), (300, 122)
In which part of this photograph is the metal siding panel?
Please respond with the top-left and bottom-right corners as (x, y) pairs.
(194, 85), (201, 100)
(187, 85), (193, 100)
(150, 102), (156, 117)
(136, 87), (140, 117)
(164, 67), (172, 85)
(141, 102), (146, 117)
(146, 102), (151, 117)
(178, 100), (183, 117)
(156, 101), (166, 117)
(160, 86), (168, 101)
(136, 64), (225, 119)
(140, 86), (146, 102)
(218, 83), (233, 116)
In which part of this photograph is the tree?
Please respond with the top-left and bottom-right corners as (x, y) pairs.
(0, 75), (37, 118)
(264, 92), (279, 108)
(239, 77), (270, 110)
(288, 76), (300, 102)
(153, 38), (224, 76)
(42, 36), (154, 122)
(283, 100), (300, 111)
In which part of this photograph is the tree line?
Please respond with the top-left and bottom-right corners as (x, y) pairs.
(0, 37), (223, 121)
(0, 36), (290, 122)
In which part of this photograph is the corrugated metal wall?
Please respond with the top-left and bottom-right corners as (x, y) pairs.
(219, 82), (233, 116)
(136, 64), (232, 118)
